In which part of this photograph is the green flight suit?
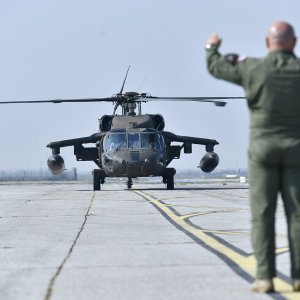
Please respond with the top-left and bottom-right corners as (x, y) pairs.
(206, 46), (300, 279)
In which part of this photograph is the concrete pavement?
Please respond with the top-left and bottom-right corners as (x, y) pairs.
(0, 179), (297, 299)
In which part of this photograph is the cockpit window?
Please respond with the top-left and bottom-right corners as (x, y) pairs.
(128, 132), (140, 148)
(104, 131), (164, 151)
(141, 132), (162, 151)
(104, 133), (127, 151)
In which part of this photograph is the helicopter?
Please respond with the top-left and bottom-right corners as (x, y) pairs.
(0, 68), (244, 190)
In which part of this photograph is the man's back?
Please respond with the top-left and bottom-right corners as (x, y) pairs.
(207, 48), (300, 137)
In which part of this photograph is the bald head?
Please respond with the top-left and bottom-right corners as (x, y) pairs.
(266, 21), (296, 51)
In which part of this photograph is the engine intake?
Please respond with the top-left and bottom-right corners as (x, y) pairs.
(199, 152), (219, 173)
(47, 154), (65, 175)
(150, 114), (165, 130)
(99, 115), (113, 131)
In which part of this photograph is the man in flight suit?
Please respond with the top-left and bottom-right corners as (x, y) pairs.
(205, 21), (300, 293)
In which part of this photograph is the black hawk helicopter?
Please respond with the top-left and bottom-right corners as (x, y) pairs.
(0, 68), (244, 190)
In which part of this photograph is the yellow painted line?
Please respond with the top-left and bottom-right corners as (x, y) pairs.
(276, 247), (289, 255)
(195, 229), (285, 238)
(200, 229), (250, 236)
(179, 212), (215, 219)
(180, 209), (248, 221)
(135, 190), (297, 299)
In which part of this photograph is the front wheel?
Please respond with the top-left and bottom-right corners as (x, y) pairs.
(127, 177), (133, 189)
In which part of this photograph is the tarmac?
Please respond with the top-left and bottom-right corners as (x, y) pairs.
(0, 178), (298, 300)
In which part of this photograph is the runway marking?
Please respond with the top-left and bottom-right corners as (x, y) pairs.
(135, 190), (297, 300)
(180, 208), (247, 220)
(199, 229), (251, 236)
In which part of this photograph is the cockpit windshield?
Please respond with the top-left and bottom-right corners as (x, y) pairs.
(141, 132), (163, 151)
(104, 130), (164, 151)
(128, 132), (140, 148)
(104, 133), (127, 152)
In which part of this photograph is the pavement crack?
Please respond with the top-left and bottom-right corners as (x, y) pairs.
(44, 192), (95, 300)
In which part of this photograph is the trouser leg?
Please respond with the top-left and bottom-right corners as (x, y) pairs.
(249, 159), (279, 279)
(281, 166), (300, 278)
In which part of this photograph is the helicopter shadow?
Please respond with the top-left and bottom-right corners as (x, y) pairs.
(138, 187), (249, 191)
(74, 185), (249, 192)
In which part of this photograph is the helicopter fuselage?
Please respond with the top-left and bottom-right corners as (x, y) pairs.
(46, 112), (220, 190)
(101, 128), (166, 177)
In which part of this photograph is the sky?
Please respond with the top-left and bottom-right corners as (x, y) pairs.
(0, 0), (299, 173)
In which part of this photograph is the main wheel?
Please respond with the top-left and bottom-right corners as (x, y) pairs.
(165, 168), (176, 190)
(166, 173), (174, 190)
(93, 170), (101, 191)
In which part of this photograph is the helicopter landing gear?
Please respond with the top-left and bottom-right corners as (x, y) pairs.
(127, 177), (133, 189)
(163, 168), (176, 190)
(92, 169), (105, 191)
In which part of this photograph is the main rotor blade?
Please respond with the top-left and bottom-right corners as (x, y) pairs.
(0, 97), (116, 104)
(144, 96), (245, 101)
(142, 96), (246, 107)
(148, 96), (245, 100)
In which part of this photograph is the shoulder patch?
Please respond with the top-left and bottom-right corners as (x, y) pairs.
(225, 53), (239, 64)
